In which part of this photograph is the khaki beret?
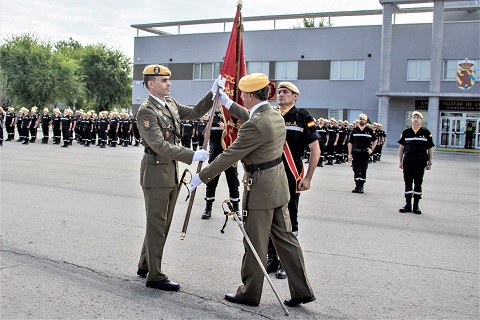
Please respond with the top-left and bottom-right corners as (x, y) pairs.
(143, 64), (171, 77)
(43, 107), (49, 112)
(278, 82), (300, 95)
(239, 73), (269, 93)
(359, 113), (368, 120)
(412, 111), (423, 119)
(330, 118), (336, 122)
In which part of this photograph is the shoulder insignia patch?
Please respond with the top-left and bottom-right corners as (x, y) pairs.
(307, 120), (315, 127)
(143, 119), (151, 129)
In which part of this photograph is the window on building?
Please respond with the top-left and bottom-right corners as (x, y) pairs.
(275, 61), (298, 80)
(247, 61), (269, 75)
(193, 63), (221, 80)
(407, 60), (431, 81)
(347, 109), (364, 123)
(443, 59), (480, 81)
(328, 109), (343, 121)
(330, 60), (365, 80)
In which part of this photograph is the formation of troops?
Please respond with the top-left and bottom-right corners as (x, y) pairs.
(177, 116), (388, 166)
(0, 107), (388, 170)
(0, 106), (140, 148)
(312, 117), (387, 166)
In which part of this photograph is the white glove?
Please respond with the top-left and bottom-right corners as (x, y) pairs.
(192, 149), (209, 162)
(218, 89), (234, 110)
(189, 174), (203, 192)
(211, 75), (226, 95)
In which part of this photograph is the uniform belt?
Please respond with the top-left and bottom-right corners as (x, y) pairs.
(245, 157), (282, 173)
(353, 148), (368, 152)
(144, 147), (157, 154)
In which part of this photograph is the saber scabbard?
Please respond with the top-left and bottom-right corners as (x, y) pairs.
(225, 202), (289, 316)
(181, 93), (220, 240)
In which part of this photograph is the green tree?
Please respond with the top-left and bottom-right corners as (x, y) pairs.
(0, 33), (85, 108)
(80, 44), (132, 113)
(294, 17), (333, 28)
(0, 34), (132, 113)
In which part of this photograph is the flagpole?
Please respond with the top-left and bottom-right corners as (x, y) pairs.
(181, 94), (220, 240)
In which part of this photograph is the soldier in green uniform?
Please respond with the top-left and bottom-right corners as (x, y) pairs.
(190, 73), (315, 308)
(135, 64), (220, 291)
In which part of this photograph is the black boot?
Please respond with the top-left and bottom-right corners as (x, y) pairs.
(44, 138), (48, 144)
(399, 194), (412, 213)
(275, 260), (287, 279)
(231, 200), (241, 221)
(317, 157), (323, 167)
(352, 181), (364, 193)
(84, 140), (90, 147)
(123, 140), (128, 147)
(100, 141), (106, 148)
(202, 200), (213, 219)
(266, 246), (278, 273)
(413, 196), (422, 214)
(134, 140), (140, 146)
(22, 138), (29, 145)
(61, 141), (68, 148)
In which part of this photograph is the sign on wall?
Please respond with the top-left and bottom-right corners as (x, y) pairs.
(456, 59), (476, 91)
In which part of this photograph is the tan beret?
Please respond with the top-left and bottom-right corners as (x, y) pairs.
(239, 73), (269, 93)
(412, 111), (423, 119)
(359, 113), (368, 120)
(330, 118), (336, 122)
(278, 82), (300, 95)
(143, 64), (171, 77)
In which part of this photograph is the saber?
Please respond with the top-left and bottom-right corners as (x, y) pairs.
(224, 201), (289, 316)
(181, 93), (220, 240)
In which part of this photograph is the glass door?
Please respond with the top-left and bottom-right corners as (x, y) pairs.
(440, 118), (450, 147)
(439, 117), (466, 148)
(450, 118), (465, 148)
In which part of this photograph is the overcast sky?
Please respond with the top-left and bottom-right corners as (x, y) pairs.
(0, 0), (433, 60)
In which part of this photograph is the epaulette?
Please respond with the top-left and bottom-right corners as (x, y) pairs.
(140, 100), (149, 109)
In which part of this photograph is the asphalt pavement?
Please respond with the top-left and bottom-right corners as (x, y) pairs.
(1, 141), (479, 319)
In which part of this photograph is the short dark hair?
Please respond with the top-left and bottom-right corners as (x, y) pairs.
(251, 86), (269, 101)
(143, 75), (156, 90)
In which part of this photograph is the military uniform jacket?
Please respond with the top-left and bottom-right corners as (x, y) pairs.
(398, 127), (434, 160)
(316, 125), (328, 141)
(52, 115), (61, 128)
(5, 112), (16, 126)
(137, 92), (214, 188)
(327, 125), (338, 141)
(41, 114), (51, 127)
(282, 106), (319, 161)
(199, 102), (289, 210)
(349, 126), (377, 150)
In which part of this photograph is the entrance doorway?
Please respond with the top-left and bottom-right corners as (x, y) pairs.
(439, 113), (480, 149)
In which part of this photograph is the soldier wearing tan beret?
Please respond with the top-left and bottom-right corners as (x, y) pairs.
(40, 107), (52, 144)
(398, 111), (434, 214)
(347, 113), (377, 193)
(190, 73), (315, 308)
(136, 64), (221, 291)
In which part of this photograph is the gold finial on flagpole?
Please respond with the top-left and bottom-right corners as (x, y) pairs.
(238, 0), (243, 7)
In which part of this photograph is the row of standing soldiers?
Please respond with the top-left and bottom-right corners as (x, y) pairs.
(179, 116), (208, 150)
(1, 107), (140, 148)
(311, 117), (387, 166)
